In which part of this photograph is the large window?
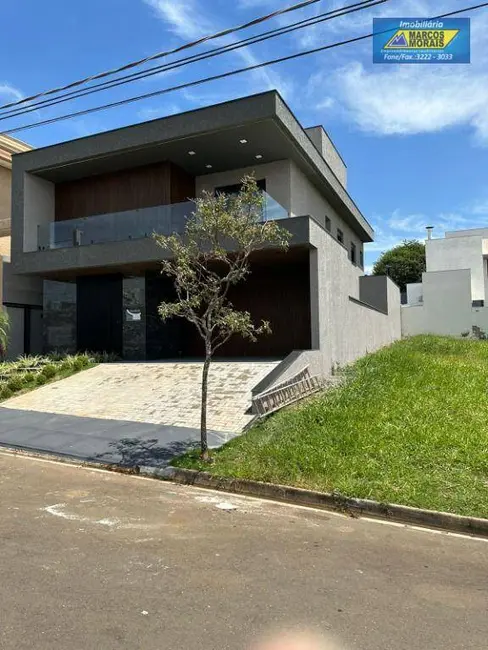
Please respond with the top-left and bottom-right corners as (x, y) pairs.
(337, 228), (344, 245)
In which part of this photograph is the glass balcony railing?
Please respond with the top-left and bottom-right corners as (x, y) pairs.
(37, 193), (288, 251)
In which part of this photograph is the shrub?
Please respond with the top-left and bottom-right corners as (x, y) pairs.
(35, 374), (48, 386)
(41, 364), (57, 379)
(7, 375), (26, 392)
(0, 386), (12, 400)
(16, 354), (45, 369)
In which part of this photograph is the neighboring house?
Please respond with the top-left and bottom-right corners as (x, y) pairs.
(11, 91), (400, 377)
(0, 135), (43, 359)
(403, 227), (488, 338)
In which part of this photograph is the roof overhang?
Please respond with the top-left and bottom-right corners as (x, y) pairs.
(12, 91), (373, 241)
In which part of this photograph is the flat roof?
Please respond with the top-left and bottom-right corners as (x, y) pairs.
(12, 91), (373, 241)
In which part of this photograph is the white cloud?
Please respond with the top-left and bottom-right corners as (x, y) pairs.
(326, 62), (488, 142)
(0, 82), (23, 103)
(144, 0), (208, 39)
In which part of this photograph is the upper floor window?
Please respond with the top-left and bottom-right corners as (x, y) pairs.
(337, 228), (344, 245)
(325, 216), (331, 232)
(350, 242), (357, 265)
(360, 249), (364, 269)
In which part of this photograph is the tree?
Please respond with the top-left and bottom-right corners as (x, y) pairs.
(154, 176), (291, 460)
(0, 310), (9, 359)
(373, 240), (426, 292)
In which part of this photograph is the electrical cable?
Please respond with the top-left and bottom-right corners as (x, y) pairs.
(0, 0), (324, 111)
(4, 1), (485, 135)
(0, 0), (385, 122)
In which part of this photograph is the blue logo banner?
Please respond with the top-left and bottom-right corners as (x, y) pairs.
(373, 18), (471, 64)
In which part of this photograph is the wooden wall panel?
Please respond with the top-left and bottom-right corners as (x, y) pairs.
(55, 162), (195, 222)
(145, 251), (311, 360)
(170, 163), (196, 204)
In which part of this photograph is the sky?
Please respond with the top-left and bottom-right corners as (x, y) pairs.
(2, 0), (488, 271)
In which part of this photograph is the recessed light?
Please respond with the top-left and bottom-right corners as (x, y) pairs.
(255, 154), (263, 160)
(239, 139), (248, 144)
(205, 164), (213, 169)
(188, 150), (196, 156)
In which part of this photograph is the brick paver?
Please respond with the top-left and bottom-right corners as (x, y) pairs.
(1, 361), (280, 434)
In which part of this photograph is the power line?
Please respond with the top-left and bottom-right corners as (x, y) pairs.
(0, 0), (384, 122)
(4, 1), (486, 136)
(0, 0), (324, 112)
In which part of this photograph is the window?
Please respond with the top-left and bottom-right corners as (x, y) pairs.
(360, 249), (364, 269)
(325, 216), (331, 232)
(350, 242), (357, 265)
(337, 228), (344, 244)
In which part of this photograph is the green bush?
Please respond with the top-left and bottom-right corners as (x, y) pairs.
(7, 375), (26, 392)
(16, 355), (45, 369)
(35, 374), (48, 386)
(23, 372), (37, 383)
(0, 386), (12, 400)
(41, 364), (57, 379)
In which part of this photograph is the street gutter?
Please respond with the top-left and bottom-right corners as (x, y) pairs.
(2, 444), (488, 539)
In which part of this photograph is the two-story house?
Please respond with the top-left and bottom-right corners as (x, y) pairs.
(11, 91), (400, 378)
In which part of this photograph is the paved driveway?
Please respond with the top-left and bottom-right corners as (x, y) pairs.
(0, 360), (278, 465)
(1, 452), (487, 650)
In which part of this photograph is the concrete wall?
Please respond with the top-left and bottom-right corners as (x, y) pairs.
(401, 269), (472, 336)
(195, 160), (292, 213)
(2, 261), (43, 306)
(0, 166), (11, 237)
(406, 282), (423, 306)
(359, 275), (391, 313)
(290, 161), (363, 266)
(304, 126), (347, 189)
(23, 173), (55, 253)
(426, 236), (485, 301)
(310, 221), (400, 374)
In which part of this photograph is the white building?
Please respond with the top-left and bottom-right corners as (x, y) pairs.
(402, 227), (488, 338)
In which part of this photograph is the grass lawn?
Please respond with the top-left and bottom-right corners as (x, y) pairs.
(175, 336), (488, 518)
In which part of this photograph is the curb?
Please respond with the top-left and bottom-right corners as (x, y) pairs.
(2, 444), (488, 539)
(146, 466), (488, 539)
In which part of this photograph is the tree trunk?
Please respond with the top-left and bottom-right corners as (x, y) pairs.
(200, 347), (212, 461)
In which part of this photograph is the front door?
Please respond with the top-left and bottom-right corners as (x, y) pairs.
(77, 275), (123, 355)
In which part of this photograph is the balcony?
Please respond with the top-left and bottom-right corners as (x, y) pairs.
(37, 193), (288, 251)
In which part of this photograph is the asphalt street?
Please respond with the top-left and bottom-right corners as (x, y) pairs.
(1, 452), (486, 650)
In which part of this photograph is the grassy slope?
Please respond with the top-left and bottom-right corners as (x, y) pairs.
(175, 336), (488, 518)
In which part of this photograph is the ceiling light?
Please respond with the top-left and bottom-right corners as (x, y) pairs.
(188, 150), (196, 156)
(239, 139), (248, 144)
(255, 154), (263, 160)
(205, 164), (213, 169)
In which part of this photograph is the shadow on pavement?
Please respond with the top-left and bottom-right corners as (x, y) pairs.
(95, 437), (198, 469)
